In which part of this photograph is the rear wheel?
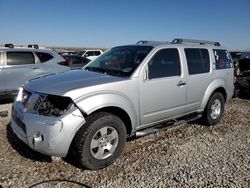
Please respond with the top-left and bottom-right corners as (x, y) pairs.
(202, 92), (225, 125)
(71, 112), (126, 170)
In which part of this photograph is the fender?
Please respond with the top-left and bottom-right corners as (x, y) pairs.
(74, 91), (138, 132)
(200, 78), (226, 110)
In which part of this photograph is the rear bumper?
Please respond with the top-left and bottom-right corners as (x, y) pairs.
(11, 102), (86, 157)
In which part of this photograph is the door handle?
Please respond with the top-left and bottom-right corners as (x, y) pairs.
(31, 67), (38, 69)
(177, 81), (186, 86)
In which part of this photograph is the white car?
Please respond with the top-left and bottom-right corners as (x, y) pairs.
(75, 50), (103, 61)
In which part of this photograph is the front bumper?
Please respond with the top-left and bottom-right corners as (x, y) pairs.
(11, 101), (86, 157)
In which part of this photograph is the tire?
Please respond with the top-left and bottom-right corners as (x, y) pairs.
(71, 112), (127, 170)
(202, 92), (225, 125)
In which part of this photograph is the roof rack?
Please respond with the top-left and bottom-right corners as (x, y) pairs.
(171, 38), (220, 46)
(136, 40), (170, 44)
(28, 44), (39, 49)
(5, 43), (14, 48)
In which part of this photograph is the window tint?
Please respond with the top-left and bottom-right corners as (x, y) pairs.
(86, 51), (94, 56)
(213, 49), (233, 69)
(7, 52), (35, 65)
(95, 51), (101, 56)
(36, 52), (54, 63)
(185, 48), (210, 75)
(148, 48), (181, 79)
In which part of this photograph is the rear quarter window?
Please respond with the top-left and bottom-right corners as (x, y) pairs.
(36, 52), (54, 63)
(213, 49), (233, 69)
(7, 52), (35, 65)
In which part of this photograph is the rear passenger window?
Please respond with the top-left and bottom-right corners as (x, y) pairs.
(95, 51), (101, 56)
(86, 51), (94, 56)
(36, 52), (54, 63)
(213, 49), (233, 69)
(148, 48), (181, 79)
(185, 48), (210, 75)
(7, 52), (35, 65)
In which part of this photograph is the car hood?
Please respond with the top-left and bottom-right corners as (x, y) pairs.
(26, 70), (125, 96)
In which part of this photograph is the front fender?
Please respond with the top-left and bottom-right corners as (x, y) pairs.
(200, 79), (226, 110)
(74, 92), (138, 132)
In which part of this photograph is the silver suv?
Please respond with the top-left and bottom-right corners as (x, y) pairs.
(11, 39), (234, 169)
(0, 47), (70, 100)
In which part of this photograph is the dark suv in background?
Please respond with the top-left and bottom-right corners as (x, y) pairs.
(230, 51), (250, 95)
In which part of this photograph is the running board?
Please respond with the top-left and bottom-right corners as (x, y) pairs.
(136, 114), (202, 137)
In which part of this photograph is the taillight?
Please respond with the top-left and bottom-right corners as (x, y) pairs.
(58, 59), (69, 66)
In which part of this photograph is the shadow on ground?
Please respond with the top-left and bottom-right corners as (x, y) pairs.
(6, 123), (52, 163)
(237, 91), (250, 100)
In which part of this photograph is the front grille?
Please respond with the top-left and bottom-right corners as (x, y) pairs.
(33, 95), (46, 112)
(12, 109), (26, 134)
(20, 88), (47, 113)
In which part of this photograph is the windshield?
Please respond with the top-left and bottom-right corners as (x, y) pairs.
(85, 46), (153, 77)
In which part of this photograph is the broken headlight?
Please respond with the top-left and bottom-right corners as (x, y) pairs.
(38, 95), (73, 117)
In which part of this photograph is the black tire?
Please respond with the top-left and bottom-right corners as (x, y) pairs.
(71, 112), (126, 170)
(202, 92), (225, 125)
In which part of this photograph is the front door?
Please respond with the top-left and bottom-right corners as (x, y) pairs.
(139, 48), (187, 127)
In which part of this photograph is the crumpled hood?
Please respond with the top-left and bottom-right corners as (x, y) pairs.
(26, 70), (125, 96)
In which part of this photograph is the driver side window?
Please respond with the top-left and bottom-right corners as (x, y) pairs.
(148, 48), (181, 79)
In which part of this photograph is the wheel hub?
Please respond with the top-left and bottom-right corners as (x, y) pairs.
(90, 126), (119, 160)
(210, 99), (221, 119)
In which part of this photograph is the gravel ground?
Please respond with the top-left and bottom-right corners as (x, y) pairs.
(0, 97), (249, 188)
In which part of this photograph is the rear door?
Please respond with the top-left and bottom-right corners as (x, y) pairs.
(4, 51), (44, 93)
(0, 52), (5, 93)
(184, 48), (213, 112)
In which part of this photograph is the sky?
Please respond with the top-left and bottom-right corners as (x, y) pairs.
(0, 0), (249, 49)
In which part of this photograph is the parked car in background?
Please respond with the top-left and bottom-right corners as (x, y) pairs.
(75, 50), (103, 61)
(61, 55), (91, 69)
(0, 46), (70, 100)
(60, 51), (77, 56)
(230, 51), (250, 94)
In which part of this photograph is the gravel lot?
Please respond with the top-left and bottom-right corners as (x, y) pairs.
(0, 97), (249, 187)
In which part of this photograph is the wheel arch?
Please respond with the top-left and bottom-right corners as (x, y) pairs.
(91, 106), (133, 136)
(75, 93), (138, 135)
(200, 79), (227, 110)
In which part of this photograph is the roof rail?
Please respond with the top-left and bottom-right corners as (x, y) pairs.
(171, 38), (220, 46)
(28, 44), (39, 49)
(5, 43), (14, 48)
(136, 40), (170, 44)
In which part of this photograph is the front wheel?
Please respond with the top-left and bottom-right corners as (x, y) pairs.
(71, 112), (127, 170)
(202, 92), (225, 125)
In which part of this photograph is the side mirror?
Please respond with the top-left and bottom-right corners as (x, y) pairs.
(84, 54), (88, 57)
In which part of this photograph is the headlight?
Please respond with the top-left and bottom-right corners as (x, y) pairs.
(38, 95), (73, 117)
(16, 87), (23, 102)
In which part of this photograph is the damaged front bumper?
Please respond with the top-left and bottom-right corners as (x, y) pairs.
(11, 89), (86, 157)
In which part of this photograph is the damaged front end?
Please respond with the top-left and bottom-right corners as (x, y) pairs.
(11, 87), (86, 157)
